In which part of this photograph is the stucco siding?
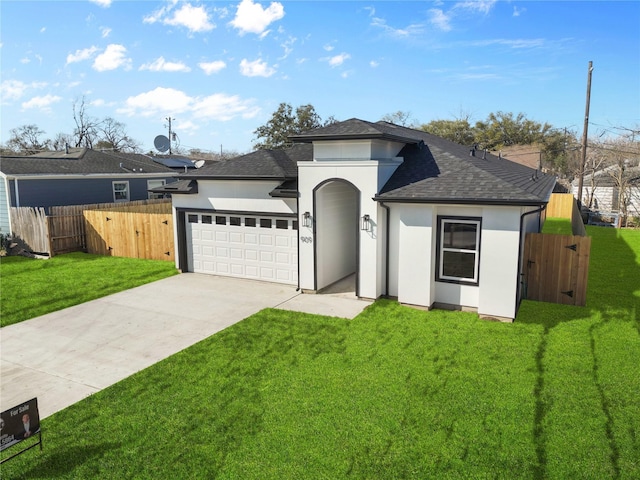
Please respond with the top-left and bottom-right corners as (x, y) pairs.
(315, 181), (357, 289)
(172, 180), (296, 214)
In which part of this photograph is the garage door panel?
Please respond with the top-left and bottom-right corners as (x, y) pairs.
(187, 213), (297, 285)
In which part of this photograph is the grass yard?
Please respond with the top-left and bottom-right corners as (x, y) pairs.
(1, 228), (638, 479)
(0, 252), (178, 327)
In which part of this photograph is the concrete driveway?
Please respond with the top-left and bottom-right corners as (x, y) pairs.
(1, 273), (371, 419)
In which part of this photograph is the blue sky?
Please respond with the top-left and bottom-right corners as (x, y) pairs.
(1, 0), (639, 154)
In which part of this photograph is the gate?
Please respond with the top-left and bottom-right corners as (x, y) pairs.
(523, 233), (591, 306)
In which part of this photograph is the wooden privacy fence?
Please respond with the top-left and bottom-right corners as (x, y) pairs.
(9, 199), (172, 258)
(84, 202), (174, 261)
(523, 233), (591, 306)
(9, 207), (50, 254)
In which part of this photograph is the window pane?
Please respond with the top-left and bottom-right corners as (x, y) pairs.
(188, 214), (198, 223)
(442, 251), (476, 279)
(260, 219), (272, 228)
(443, 222), (477, 249)
(276, 219), (288, 229)
(245, 218), (256, 227)
(202, 215), (212, 224)
(292, 220), (298, 230)
(215, 216), (226, 225)
(230, 217), (241, 226)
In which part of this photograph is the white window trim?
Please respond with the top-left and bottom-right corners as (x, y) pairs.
(113, 181), (130, 202)
(437, 216), (481, 285)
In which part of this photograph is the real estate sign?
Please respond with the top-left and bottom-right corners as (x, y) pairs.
(0, 398), (41, 452)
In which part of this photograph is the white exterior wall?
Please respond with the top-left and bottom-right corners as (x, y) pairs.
(388, 203), (525, 319)
(171, 180), (296, 214)
(315, 181), (357, 289)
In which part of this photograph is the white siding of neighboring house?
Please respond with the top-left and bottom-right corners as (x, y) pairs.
(0, 175), (11, 235)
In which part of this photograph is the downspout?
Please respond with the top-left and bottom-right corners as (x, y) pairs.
(516, 204), (547, 315)
(14, 178), (20, 207)
(380, 201), (391, 296)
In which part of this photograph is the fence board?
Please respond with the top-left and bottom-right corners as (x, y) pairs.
(546, 193), (575, 218)
(9, 207), (50, 254)
(524, 233), (591, 306)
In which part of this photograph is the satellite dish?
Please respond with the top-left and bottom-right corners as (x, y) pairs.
(154, 135), (170, 153)
(194, 160), (205, 169)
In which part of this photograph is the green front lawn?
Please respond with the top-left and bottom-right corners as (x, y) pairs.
(1, 228), (638, 479)
(0, 252), (178, 327)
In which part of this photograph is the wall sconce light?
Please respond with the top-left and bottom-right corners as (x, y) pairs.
(302, 211), (312, 228)
(361, 214), (371, 231)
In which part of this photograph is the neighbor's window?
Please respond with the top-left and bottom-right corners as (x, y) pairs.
(113, 181), (129, 202)
(147, 179), (166, 199)
(437, 217), (481, 285)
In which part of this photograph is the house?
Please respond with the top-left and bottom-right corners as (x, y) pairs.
(572, 164), (640, 219)
(158, 119), (556, 321)
(0, 148), (179, 234)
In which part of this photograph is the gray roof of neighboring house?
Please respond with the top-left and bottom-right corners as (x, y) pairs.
(173, 119), (556, 206)
(0, 148), (176, 176)
(571, 165), (640, 188)
(180, 143), (312, 180)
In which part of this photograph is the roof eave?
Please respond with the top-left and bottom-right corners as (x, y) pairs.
(373, 196), (550, 207)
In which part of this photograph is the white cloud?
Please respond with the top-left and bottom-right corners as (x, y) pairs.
(280, 36), (296, 59)
(513, 6), (526, 17)
(323, 43), (335, 52)
(370, 15), (425, 37)
(66, 46), (99, 65)
(428, 9), (452, 32)
(40, 27), (46, 33)
(93, 44), (131, 71)
(21, 94), (62, 111)
(192, 93), (260, 121)
(239, 58), (276, 77)
(370, 60), (380, 68)
(90, 0), (112, 7)
(454, 1), (497, 15)
(20, 57), (30, 64)
(199, 60), (227, 75)
(1, 80), (28, 101)
(100, 26), (112, 38)
(230, 0), (284, 36)
(144, 2), (214, 33)
(140, 57), (191, 72)
(326, 53), (351, 68)
(118, 87), (259, 122)
(119, 87), (193, 117)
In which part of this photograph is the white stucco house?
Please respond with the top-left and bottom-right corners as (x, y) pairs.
(156, 119), (556, 321)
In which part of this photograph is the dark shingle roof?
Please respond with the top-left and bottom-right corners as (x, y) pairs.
(290, 118), (422, 144)
(374, 128), (556, 205)
(182, 143), (311, 179)
(1, 148), (175, 175)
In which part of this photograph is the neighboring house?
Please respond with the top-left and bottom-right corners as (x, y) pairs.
(156, 119), (556, 321)
(0, 148), (178, 233)
(572, 164), (640, 217)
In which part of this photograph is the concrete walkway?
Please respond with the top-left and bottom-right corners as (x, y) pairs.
(1, 274), (371, 419)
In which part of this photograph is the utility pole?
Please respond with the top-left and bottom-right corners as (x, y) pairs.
(166, 117), (173, 154)
(577, 61), (593, 210)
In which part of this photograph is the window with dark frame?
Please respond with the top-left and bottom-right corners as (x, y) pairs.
(276, 219), (288, 229)
(215, 216), (226, 225)
(230, 217), (241, 226)
(202, 215), (212, 224)
(245, 218), (256, 227)
(260, 218), (272, 228)
(188, 214), (198, 223)
(437, 217), (481, 285)
(292, 220), (298, 230)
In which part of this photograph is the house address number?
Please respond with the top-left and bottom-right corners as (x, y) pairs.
(300, 236), (313, 244)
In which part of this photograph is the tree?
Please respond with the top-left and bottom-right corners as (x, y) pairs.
(98, 117), (140, 152)
(421, 118), (475, 145)
(72, 96), (100, 148)
(381, 111), (417, 127)
(473, 111), (550, 150)
(5, 124), (50, 154)
(252, 103), (330, 150)
(51, 132), (75, 151)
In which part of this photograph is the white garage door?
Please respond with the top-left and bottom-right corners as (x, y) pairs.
(186, 212), (298, 285)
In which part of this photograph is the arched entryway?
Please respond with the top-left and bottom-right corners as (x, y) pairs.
(313, 179), (360, 295)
